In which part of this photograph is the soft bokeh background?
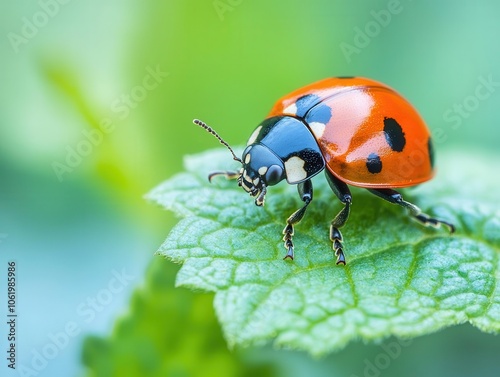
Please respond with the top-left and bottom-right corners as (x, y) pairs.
(1, 1), (499, 376)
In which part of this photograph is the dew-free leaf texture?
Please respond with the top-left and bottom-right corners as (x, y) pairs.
(148, 149), (500, 356)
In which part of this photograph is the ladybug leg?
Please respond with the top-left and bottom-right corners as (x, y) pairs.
(325, 170), (352, 265)
(368, 188), (455, 233)
(282, 179), (313, 260)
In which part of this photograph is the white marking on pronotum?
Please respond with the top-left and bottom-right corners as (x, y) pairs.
(247, 126), (262, 145)
(283, 103), (297, 115)
(258, 166), (268, 175)
(284, 156), (307, 183)
(309, 122), (326, 138)
(245, 153), (251, 164)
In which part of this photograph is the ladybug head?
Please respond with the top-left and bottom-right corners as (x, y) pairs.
(238, 144), (285, 206)
(194, 119), (285, 207)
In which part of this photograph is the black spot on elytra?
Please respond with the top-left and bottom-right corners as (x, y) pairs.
(383, 117), (406, 152)
(336, 76), (355, 79)
(428, 137), (435, 168)
(366, 153), (382, 174)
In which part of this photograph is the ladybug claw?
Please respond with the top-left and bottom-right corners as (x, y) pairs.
(283, 238), (294, 260)
(330, 225), (347, 265)
(413, 212), (456, 234)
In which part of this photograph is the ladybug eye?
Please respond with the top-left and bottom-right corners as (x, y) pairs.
(265, 165), (283, 186)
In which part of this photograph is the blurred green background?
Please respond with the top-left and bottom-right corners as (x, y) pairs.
(1, 0), (499, 376)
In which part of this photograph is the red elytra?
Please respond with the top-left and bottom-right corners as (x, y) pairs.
(267, 77), (434, 188)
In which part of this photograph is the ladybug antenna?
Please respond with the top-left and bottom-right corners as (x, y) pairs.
(193, 119), (242, 163)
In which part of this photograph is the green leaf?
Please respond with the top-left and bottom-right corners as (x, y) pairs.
(147, 148), (500, 356)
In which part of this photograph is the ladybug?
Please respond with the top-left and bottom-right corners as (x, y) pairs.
(194, 77), (454, 265)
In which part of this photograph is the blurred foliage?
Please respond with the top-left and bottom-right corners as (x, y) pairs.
(82, 258), (275, 377)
